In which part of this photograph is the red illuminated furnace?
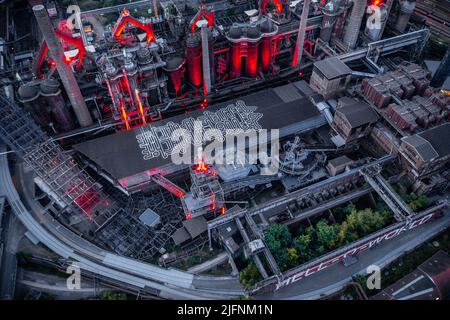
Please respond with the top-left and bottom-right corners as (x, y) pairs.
(185, 33), (203, 87)
(226, 18), (278, 78)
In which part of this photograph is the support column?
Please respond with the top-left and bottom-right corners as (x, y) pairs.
(33, 5), (93, 127)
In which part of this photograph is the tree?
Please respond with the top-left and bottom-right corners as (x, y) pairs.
(100, 290), (127, 300)
(293, 233), (312, 261)
(265, 224), (292, 254)
(239, 264), (262, 289)
(337, 221), (358, 246)
(315, 219), (339, 250)
(286, 247), (299, 269)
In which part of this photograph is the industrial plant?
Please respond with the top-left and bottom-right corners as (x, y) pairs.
(0, 0), (449, 301)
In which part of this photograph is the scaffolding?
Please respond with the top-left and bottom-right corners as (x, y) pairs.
(97, 188), (184, 259)
(0, 95), (120, 227)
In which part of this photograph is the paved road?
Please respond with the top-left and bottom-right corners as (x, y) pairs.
(17, 269), (108, 300)
(256, 209), (450, 300)
(188, 252), (229, 274)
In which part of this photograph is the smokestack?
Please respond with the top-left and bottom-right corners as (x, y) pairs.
(32, 5), (93, 127)
(200, 23), (211, 95)
(293, 0), (311, 67)
(342, 0), (366, 49)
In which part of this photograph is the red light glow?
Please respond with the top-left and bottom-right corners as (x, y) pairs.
(372, 0), (382, 6)
(195, 158), (208, 173)
(134, 89), (147, 125)
(186, 213), (192, 219)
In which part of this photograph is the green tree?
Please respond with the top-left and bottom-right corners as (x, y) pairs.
(239, 264), (262, 289)
(286, 247), (299, 269)
(100, 290), (127, 300)
(315, 219), (339, 250)
(293, 233), (312, 261)
(265, 224), (293, 270)
(337, 221), (358, 246)
(265, 224), (292, 250)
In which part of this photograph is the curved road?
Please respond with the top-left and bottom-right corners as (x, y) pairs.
(0, 146), (243, 299)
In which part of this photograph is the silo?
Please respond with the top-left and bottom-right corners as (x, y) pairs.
(185, 33), (203, 87)
(259, 18), (278, 73)
(320, 0), (342, 43)
(245, 27), (261, 78)
(40, 79), (74, 132)
(17, 83), (51, 128)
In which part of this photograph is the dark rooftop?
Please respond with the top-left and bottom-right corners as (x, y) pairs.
(74, 81), (322, 182)
(313, 57), (352, 80)
(336, 97), (379, 128)
(418, 123), (450, 158)
(183, 216), (207, 239)
(171, 227), (191, 246)
(372, 251), (450, 300)
(402, 123), (450, 161)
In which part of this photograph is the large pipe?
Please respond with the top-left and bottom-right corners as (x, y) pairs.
(32, 5), (93, 127)
(200, 24), (211, 95)
(342, 0), (367, 49)
(293, 0), (311, 67)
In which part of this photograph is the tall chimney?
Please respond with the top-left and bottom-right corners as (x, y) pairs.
(293, 0), (311, 67)
(32, 5), (93, 127)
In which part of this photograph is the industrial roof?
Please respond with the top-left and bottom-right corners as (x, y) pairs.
(171, 227), (191, 246)
(336, 98), (379, 128)
(372, 251), (450, 300)
(313, 57), (352, 80)
(74, 81), (322, 181)
(418, 123), (450, 158)
(402, 123), (450, 161)
(182, 216), (208, 239)
(327, 155), (353, 168)
(138, 208), (160, 227)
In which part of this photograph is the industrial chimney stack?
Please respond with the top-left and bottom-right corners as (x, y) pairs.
(32, 4), (93, 127)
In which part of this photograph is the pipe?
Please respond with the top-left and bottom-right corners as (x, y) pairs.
(201, 25), (211, 95)
(32, 5), (93, 127)
(293, 0), (311, 67)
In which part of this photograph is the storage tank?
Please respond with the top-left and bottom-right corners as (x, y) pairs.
(320, 0), (342, 43)
(259, 18), (278, 73)
(17, 83), (51, 128)
(40, 79), (74, 132)
(245, 27), (261, 78)
(185, 33), (202, 87)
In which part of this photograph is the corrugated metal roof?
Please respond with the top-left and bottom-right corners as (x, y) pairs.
(313, 57), (352, 80)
